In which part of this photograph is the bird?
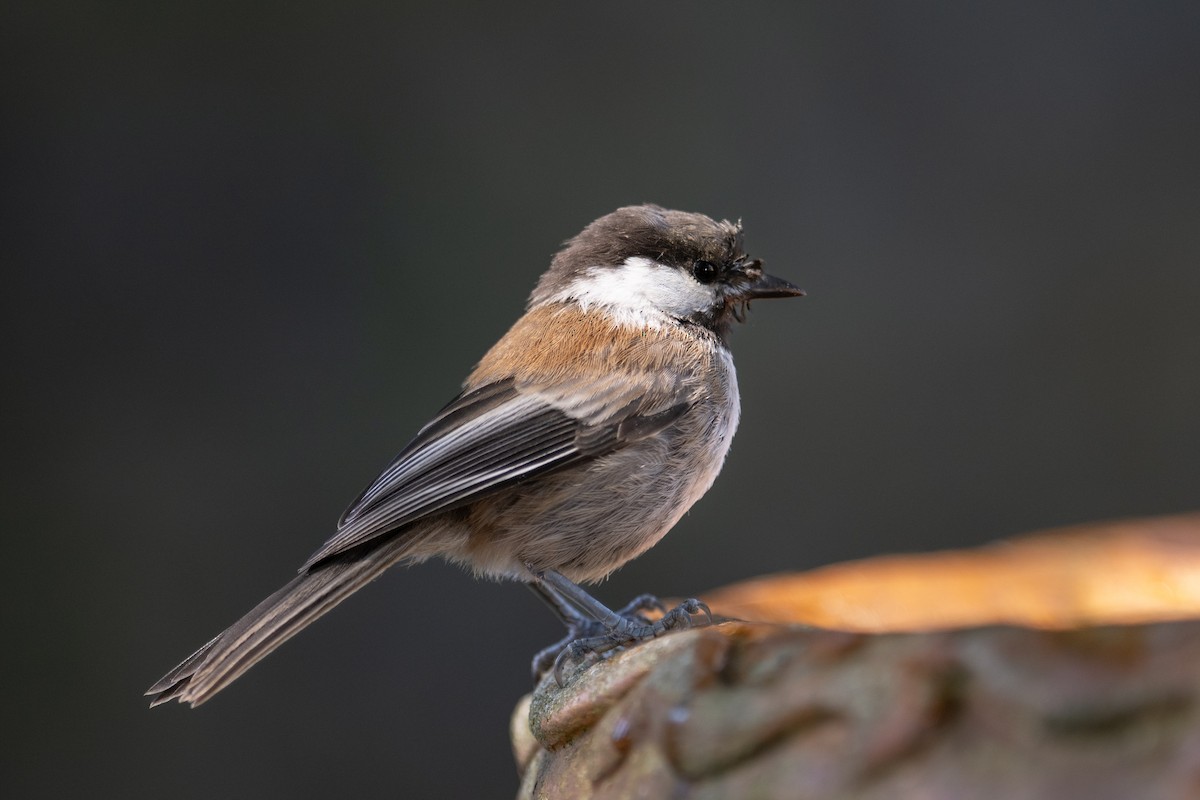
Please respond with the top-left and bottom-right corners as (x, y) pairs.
(147, 204), (803, 707)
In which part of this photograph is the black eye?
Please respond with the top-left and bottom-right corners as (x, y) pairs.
(692, 260), (718, 284)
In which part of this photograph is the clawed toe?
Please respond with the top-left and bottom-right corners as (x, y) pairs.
(530, 618), (608, 679)
(530, 633), (573, 679)
(615, 593), (667, 623)
(655, 598), (712, 632)
(551, 633), (622, 686)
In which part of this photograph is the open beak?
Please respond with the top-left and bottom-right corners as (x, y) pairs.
(730, 260), (805, 300)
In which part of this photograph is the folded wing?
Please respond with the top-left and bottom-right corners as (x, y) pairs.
(303, 376), (691, 569)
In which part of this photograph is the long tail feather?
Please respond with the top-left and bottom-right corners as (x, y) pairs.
(147, 537), (413, 707)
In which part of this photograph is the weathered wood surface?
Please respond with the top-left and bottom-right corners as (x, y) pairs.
(513, 513), (1200, 799)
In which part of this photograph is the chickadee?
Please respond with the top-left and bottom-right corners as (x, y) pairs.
(147, 204), (803, 707)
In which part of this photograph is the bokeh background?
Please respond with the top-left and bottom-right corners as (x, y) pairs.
(5, 2), (1199, 797)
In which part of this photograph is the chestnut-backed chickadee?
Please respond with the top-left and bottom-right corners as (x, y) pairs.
(148, 204), (802, 706)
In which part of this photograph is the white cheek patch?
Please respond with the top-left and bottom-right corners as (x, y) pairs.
(550, 256), (717, 328)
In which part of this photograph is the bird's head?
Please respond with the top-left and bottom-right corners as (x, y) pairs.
(531, 204), (803, 338)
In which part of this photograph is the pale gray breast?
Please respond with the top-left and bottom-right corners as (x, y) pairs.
(673, 345), (740, 512)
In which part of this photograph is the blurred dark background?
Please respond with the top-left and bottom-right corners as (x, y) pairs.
(4, 2), (1199, 797)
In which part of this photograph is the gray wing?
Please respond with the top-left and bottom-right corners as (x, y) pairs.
(301, 377), (691, 569)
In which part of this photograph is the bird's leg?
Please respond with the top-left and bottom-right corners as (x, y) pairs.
(526, 582), (671, 676)
(526, 582), (606, 679)
(526, 566), (713, 685)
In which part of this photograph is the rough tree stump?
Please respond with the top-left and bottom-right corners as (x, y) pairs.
(512, 513), (1200, 799)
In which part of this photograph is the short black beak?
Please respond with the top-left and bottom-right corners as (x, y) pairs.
(731, 262), (806, 300)
(743, 272), (805, 299)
